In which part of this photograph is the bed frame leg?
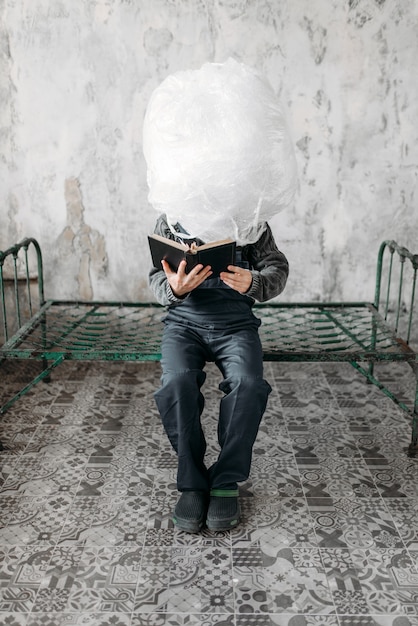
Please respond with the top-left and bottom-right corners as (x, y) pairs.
(0, 355), (64, 417)
(408, 431), (418, 458)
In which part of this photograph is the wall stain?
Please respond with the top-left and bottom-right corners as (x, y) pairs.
(302, 17), (327, 65)
(57, 178), (108, 300)
(296, 135), (311, 177)
(143, 27), (173, 57)
(348, 0), (387, 28)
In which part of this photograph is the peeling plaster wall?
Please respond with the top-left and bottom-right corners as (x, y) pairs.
(0, 0), (417, 303)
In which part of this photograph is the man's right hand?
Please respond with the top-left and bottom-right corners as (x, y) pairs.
(161, 259), (212, 298)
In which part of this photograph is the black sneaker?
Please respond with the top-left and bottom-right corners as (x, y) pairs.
(206, 488), (240, 531)
(172, 491), (208, 533)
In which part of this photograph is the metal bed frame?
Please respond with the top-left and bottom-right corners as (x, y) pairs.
(1, 238), (417, 455)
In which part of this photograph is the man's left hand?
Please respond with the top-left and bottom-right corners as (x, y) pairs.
(220, 265), (253, 294)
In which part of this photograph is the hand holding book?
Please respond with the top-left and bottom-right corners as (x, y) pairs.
(148, 234), (253, 296)
(219, 266), (253, 294)
(161, 258), (252, 298)
(161, 258), (213, 298)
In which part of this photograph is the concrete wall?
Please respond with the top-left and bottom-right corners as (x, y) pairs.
(1, 0), (417, 303)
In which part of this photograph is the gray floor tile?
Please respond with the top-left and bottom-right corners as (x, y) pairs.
(1, 360), (418, 624)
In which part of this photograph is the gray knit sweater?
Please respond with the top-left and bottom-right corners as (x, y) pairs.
(148, 214), (289, 306)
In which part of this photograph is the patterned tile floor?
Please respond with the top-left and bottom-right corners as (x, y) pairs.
(1, 358), (418, 626)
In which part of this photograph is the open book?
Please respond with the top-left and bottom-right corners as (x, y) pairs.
(148, 234), (236, 276)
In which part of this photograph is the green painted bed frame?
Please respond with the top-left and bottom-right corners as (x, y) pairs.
(1, 238), (417, 455)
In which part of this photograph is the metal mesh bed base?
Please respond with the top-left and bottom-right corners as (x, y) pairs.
(1, 238), (417, 455)
(0, 300), (414, 363)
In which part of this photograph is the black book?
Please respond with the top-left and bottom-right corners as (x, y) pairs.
(148, 234), (236, 276)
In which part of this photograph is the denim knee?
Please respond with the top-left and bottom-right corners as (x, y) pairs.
(154, 369), (206, 435)
(219, 375), (271, 399)
(154, 369), (207, 457)
(159, 369), (206, 395)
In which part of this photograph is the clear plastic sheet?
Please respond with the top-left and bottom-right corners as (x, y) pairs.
(143, 58), (297, 245)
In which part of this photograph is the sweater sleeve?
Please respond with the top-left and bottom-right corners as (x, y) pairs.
(244, 223), (289, 302)
(148, 215), (191, 306)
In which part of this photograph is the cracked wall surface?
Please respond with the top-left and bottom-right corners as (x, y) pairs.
(56, 177), (108, 301)
(0, 0), (417, 303)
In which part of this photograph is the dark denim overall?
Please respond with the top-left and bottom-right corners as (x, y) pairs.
(154, 249), (272, 492)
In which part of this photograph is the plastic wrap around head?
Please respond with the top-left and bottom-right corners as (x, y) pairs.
(143, 58), (297, 245)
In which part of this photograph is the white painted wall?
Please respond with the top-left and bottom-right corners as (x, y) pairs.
(1, 0), (417, 303)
